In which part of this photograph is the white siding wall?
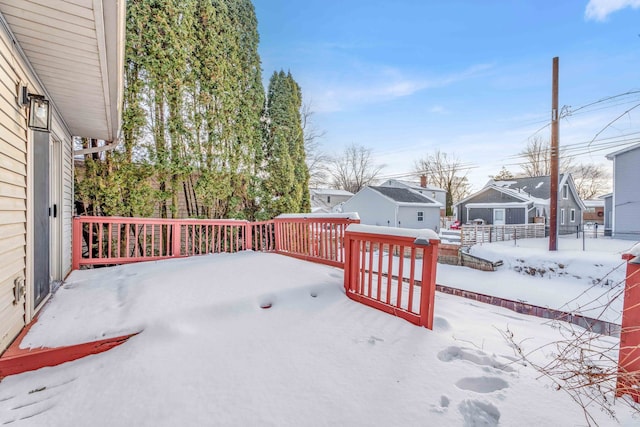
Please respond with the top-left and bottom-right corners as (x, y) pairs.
(0, 18), (28, 351)
(0, 17), (73, 352)
(397, 206), (441, 230)
(613, 147), (640, 240)
(342, 188), (397, 226)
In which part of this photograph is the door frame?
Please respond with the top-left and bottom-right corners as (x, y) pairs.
(493, 208), (506, 226)
(49, 137), (62, 285)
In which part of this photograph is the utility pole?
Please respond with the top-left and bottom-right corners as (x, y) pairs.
(549, 57), (559, 251)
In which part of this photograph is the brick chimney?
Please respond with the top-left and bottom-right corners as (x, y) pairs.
(420, 174), (427, 188)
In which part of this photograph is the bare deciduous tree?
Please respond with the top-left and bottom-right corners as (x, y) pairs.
(570, 163), (611, 200)
(329, 143), (384, 193)
(501, 261), (640, 426)
(414, 150), (470, 215)
(519, 136), (573, 177)
(301, 103), (330, 188)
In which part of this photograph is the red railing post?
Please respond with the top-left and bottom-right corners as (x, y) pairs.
(418, 239), (440, 329)
(274, 220), (282, 252)
(72, 217), (82, 270)
(172, 221), (182, 257)
(245, 222), (252, 251)
(617, 248), (640, 403)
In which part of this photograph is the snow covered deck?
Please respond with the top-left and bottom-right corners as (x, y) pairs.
(1, 250), (638, 425)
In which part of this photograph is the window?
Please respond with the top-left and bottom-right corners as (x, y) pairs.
(327, 196), (331, 203)
(570, 209), (576, 223)
(417, 211), (424, 222)
(431, 191), (436, 199)
(560, 208), (565, 225)
(562, 184), (568, 199)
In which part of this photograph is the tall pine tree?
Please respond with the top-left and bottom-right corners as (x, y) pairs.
(264, 71), (310, 216)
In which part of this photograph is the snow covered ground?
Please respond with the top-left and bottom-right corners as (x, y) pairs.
(1, 237), (639, 426)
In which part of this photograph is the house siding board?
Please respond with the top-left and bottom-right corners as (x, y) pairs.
(507, 207), (526, 224)
(0, 12), (76, 352)
(342, 188), (397, 227)
(613, 147), (640, 240)
(465, 208), (491, 225)
(458, 188), (524, 224)
(397, 205), (440, 231)
(603, 195), (613, 234)
(61, 134), (72, 276)
(0, 19), (27, 351)
(464, 207), (524, 225)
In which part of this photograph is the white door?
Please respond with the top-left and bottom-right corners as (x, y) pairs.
(493, 209), (505, 226)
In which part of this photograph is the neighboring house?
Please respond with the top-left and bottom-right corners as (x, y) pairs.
(582, 199), (605, 225)
(0, 3), (124, 353)
(605, 143), (640, 240)
(342, 186), (442, 230)
(309, 188), (353, 213)
(379, 176), (447, 215)
(454, 174), (584, 234)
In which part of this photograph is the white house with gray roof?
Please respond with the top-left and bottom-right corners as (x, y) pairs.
(380, 177), (447, 215)
(341, 186), (442, 230)
(309, 188), (353, 213)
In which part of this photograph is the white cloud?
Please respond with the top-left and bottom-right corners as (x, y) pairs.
(312, 63), (492, 113)
(585, 0), (640, 21)
(428, 105), (447, 114)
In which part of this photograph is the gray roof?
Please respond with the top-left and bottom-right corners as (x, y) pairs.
(369, 186), (437, 204)
(493, 174), (565, 200)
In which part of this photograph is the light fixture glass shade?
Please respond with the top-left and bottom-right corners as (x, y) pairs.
(28, 97), (51, 132)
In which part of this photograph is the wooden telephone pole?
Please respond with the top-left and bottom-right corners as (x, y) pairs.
(549, 57), (559, 251)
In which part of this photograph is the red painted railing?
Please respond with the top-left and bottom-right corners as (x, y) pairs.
(616, 245), (640, 403)
(72, 217), (253, 269)
(72, 214), (359, 270)
(273, 214), (360, 268)
(343, 224), (440, 329)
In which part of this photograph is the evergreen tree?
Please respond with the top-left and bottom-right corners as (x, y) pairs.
(77, 0), (308, 222)
(263, 70), (310, 216)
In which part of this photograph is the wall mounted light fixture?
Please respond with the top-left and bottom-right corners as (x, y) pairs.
(21, 86), (51, 132)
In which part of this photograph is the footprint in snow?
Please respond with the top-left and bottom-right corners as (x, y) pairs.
(455, 376), (509, 393)
(432, 316), (451, 332)
(458, 399), (501, 427)
(437, 346), (514, 372)
(429, 395), (451, 414)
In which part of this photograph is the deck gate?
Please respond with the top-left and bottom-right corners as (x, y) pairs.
(343, 224), (440, 329)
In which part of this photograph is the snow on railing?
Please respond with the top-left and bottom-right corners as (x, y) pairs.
(72, 217), (252, 269)
(72, 214), (360, 270)
(343, 224), (440, 329)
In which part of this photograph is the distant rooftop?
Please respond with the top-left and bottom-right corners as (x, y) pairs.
(370, 186), (438, 204)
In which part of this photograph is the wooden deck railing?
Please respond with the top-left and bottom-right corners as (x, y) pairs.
(274, 214), (360, 268)
(616, 245), (640, 403)
(343, 224), (440, 329)
(72, 217), (254, 269)
(72, 214), (359, 270)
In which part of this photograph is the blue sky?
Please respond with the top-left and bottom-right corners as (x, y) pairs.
(254, 0), (640, 190)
